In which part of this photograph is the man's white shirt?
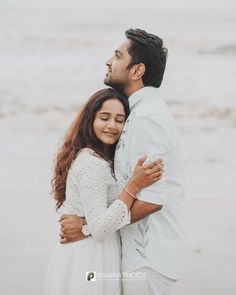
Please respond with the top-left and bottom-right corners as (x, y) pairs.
(114, 86), (185, 280)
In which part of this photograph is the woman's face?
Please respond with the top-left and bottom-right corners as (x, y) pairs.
(93, 98), (126, 145)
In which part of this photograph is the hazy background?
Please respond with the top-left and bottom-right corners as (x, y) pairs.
(0, 0), (236, 294)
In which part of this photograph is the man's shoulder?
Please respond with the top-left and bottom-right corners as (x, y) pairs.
(134, 96), (171, 120)
(130, 94), (177, 136)
(136, 91), (169, 115)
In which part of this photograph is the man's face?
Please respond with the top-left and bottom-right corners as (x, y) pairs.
(104, 39), (132, 92)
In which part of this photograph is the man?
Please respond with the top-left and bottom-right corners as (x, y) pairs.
(60, 28), (185, 295)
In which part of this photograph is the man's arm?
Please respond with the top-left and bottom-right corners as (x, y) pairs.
(130, 200), (162, 223)
(127, 115), (170, 207)
(60, 199), (162, 241)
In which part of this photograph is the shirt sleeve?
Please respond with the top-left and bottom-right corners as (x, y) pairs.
(77, 158), (130, 242)
(128, 114), (173, 205)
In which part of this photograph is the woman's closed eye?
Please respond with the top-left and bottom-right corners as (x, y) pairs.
(99, 115), (109, 121)
(116, 119), (125, 124)
(100, 117), (109, 121)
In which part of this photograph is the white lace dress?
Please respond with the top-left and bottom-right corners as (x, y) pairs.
(45, 148), (130, 295)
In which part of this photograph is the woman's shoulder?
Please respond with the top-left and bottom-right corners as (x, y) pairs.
(73, 148), (110, 171)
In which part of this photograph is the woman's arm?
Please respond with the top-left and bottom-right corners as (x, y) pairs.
(60, 156), (163, 243)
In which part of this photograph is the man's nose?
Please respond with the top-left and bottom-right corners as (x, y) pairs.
(106, 56), (113, 66)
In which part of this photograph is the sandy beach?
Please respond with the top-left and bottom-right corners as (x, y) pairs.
(0, 1), (236, 294)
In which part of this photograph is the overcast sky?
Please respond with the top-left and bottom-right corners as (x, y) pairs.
(75, 0), (235, 10)
(2, 0), (235, 10)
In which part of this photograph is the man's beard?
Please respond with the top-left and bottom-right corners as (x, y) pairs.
(104, 78), (126, 93)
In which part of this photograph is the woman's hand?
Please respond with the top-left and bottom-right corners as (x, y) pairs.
(128, 155), (164, 194)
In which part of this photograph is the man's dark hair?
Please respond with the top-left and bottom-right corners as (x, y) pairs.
(125, 28), (168, 88)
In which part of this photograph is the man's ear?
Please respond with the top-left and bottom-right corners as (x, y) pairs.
(131, 63), (145, 81)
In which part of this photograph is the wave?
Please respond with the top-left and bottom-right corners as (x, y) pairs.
(198, 44), (236, 56)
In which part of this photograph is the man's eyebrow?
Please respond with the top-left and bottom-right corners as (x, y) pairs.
(115, 50), (123, 56)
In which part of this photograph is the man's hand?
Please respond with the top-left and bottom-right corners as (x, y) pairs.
(59, 215), (86, 244)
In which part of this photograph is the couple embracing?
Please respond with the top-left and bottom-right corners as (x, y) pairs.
(45, 28), (185, 295)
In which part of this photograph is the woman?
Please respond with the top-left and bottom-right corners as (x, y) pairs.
(45, 88), (163, 295)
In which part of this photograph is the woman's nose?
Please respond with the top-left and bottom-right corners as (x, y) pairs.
(107, 119), (117, 129)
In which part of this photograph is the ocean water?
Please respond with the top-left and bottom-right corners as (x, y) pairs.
(0, 2), (236, 113)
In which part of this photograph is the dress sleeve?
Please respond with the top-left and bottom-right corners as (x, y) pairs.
(76, 158), (130, 242)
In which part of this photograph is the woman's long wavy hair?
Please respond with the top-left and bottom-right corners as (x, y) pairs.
(52, 88), (130, 210)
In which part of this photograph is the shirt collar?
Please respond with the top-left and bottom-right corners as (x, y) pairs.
(128, 86), (156, 110)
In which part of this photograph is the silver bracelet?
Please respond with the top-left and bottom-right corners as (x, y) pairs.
(123, 187), (137, 199)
